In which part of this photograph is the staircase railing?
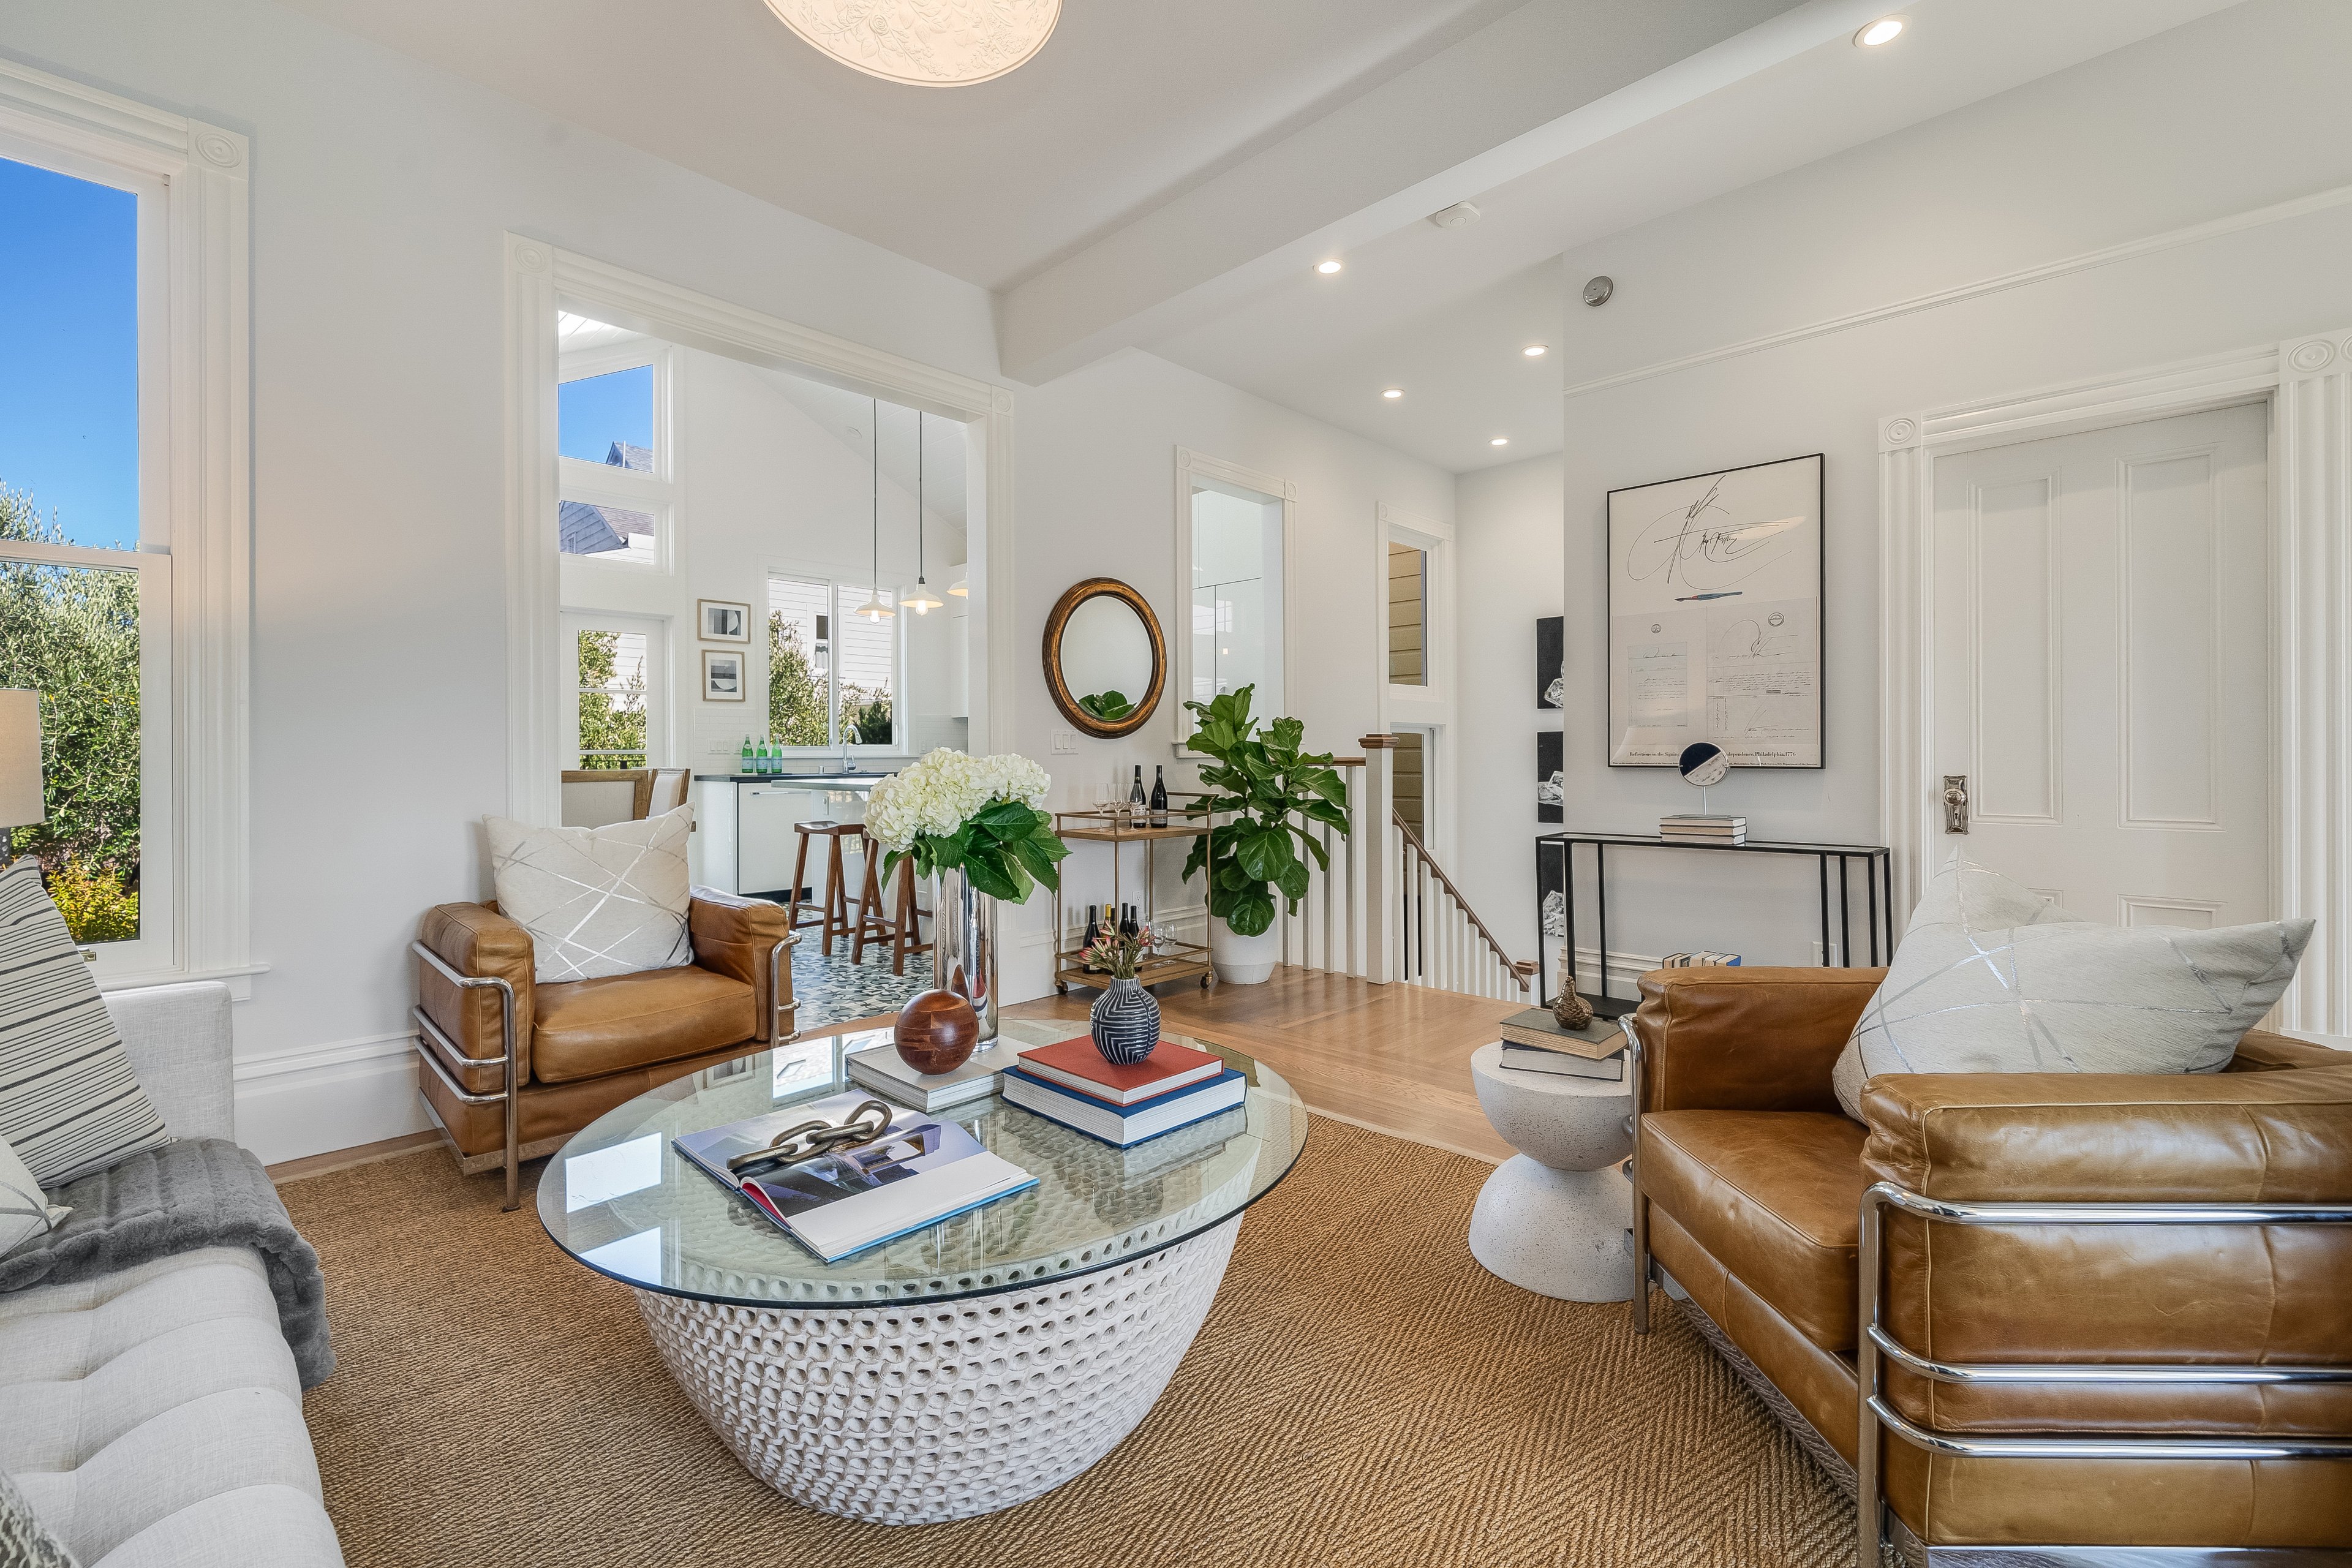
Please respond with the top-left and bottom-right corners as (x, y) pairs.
(1270, 734), (1532, 999)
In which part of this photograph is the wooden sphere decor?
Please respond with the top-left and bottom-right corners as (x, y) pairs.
(895, 989), (981, 1074)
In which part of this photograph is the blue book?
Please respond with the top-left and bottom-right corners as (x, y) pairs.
(1000, 1065), (1248, 1148)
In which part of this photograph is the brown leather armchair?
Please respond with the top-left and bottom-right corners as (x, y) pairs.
(411, 888), (793, 1209)
(1627, 966), (2352, 1564)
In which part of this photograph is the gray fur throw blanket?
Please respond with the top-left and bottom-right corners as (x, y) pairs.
(0, 1137), (334, 1387)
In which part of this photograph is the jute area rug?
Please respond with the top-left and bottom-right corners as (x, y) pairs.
(282, 1118), (1849, 1568)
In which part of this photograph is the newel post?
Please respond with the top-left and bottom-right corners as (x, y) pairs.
(1359, 734), (1396, 984)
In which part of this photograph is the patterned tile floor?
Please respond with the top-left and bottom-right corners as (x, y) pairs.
(789, 937), (935, 1034)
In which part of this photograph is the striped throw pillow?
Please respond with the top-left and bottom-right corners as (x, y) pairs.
(0, 861), (171, 1186)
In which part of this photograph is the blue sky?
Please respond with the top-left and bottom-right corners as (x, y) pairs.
(559, 365), (654, 464)
(0, 156), (138, 548)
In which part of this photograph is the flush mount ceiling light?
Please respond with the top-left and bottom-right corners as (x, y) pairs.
(1490, 437), (1510, 447)
(1382, 387), (1404, 400)
(1522, 344), (1548, 358)
(1316, 260), (1344, 276)
(1855, 15), (1904, 47)
(766, 0), (1060, 87)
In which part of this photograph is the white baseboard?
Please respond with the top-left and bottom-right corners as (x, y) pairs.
(232, 1031), (428, 1166)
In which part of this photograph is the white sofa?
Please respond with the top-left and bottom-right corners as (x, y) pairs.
(0, 983), (346, 1567)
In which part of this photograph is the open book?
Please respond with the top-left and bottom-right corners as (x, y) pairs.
(674, 1090), (1036, 1263)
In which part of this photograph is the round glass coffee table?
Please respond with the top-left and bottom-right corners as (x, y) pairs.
(538, 1019), (1307, 1525)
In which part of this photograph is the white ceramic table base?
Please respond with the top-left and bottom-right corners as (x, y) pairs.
(1468, 1155), (1635, 1302)
(635, 1216), (1240, 1525)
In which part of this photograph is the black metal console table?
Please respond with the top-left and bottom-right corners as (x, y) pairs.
(1533, 831), (1894, 1012)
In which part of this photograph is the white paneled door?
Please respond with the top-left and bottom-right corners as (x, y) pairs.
(1931, 402), (2269, 929)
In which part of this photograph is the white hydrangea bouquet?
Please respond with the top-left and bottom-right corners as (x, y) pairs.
(864, 748), (1068, 904)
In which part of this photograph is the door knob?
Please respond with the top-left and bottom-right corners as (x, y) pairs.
(1942, 775), (1969, 834)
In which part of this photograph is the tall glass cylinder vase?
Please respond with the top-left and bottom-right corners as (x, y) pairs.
(931, 866), (1000, 1043)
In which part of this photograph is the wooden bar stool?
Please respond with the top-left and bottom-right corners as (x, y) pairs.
(886, 858), (933, 977)
(846, 829), (901, 965)
(790, 821), (864, 956)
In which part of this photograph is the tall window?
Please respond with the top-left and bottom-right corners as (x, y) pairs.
(559, 327), (669, 570)
(767, 575), (895, 748)
(0, 154), (167, 960)
(1387, 542), (1427, 686)
(1188, 481), (1284, 712)
(567, 620), (657, 769)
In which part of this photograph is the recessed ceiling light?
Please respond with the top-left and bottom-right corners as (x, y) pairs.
(765, 0), (1061, 85)
(1316, 260), (1343, 275)
(1382, 387), (1404, 400)
(1491, 437), (1510, 447)
(1523, 344), (1548, 358)
(1855, 16), (1903, 47)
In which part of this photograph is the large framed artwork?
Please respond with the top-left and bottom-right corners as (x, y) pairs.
(1536, 616), (1563, 709)
(1606, 452), (1822, 769)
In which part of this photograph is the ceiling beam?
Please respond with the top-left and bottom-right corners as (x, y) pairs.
(997, 0), (1905, 384)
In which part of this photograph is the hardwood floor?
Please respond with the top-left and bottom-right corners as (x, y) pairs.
(1006, 967), (1519, 1163)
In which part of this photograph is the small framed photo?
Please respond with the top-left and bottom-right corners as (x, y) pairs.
(702, 649), (745, 702)
(698, 598), (751, 643)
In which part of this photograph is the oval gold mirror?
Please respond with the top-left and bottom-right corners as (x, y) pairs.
(1043, 578), (1165, 738)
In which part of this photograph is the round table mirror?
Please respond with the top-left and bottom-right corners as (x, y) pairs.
(1044, 578), (1166, 737)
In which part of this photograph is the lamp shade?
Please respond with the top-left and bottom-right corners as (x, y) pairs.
(0, 690), (45, 831)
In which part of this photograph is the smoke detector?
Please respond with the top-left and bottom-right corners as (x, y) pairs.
(1427, 202), (1482, 231)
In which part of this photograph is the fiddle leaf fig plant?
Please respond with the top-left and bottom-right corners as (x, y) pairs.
(1179, 685), (1350, 937)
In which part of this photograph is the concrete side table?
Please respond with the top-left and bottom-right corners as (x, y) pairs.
(1468, 1039), (1636, 1302)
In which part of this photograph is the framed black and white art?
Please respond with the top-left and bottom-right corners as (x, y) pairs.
(1536, 730), (1562, 824)
(698, 598), (751, 643)
(701, 649), (745, 702)
(1605, 453), (1822, 769)
(1536, 616), (1562, 709)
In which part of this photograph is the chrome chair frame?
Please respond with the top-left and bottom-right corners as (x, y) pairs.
(1857, 1183), (2352, 1567)
(409, 933), (793, 1213)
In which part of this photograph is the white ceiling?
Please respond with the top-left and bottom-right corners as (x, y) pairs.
(300, 0), (2246, 475)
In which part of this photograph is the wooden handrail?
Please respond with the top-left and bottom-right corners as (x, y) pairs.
(1392, 811), (1534, 987)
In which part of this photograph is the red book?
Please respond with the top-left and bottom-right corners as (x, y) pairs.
(1014, 1036), (1227, 1106)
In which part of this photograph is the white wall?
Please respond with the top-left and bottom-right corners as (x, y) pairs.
(560, 346), (967, 778)
(1003, 350), (1455, 1002)
(0, 0), (1001, 1161)
(1527, 0), (2352, 980)
(1453, 453), (1563, 979)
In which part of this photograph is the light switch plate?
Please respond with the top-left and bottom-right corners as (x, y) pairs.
(1054, 732), (1078, 753)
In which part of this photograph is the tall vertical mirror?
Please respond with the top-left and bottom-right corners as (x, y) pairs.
(1186, 474), (1284, 720)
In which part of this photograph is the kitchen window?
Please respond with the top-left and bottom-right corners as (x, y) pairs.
(767, 573), (895, 750)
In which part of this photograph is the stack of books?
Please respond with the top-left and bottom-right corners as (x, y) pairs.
(674, 1090), (1038, 1263)
(1662, 950), (1743, 968)
(845, 1038), (1006, 1113)
(1498, 1008), (1627, 1081)
(1001, 1036), (1247, 1147)
(1660, 813), (1746, 845)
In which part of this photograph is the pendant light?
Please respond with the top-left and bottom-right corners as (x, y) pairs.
(903, 410), (943, 614)
(854, 396), (893, 623)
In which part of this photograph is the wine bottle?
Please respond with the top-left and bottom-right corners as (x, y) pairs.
(1128, 764), (1146, 816)
(1149, 765), (1168, 827)
(1082, 903), (1099, 952)
(1120, 903), (1139, 940)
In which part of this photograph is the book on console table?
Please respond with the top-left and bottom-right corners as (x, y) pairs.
(1498, 1008), (1626, 1059)
(1001, 1065), (1248, 1148)
(674, 1090), (1036, 1263)
(1013, 1036), (1226, 1106)
(1499, 1039), (1625, 1080)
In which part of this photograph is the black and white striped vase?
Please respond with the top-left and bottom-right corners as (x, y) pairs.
(1090, 976), (1161, 1066)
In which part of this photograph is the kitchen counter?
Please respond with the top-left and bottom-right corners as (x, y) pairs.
(692, 772), (894, 785)
(692, 774), (892, 897)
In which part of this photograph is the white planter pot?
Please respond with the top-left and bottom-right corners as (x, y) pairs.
(1208, 916), (1281, 985)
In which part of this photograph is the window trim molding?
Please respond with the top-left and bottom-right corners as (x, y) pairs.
(507, 237), (1012, 826)
(1172, 448), (1296, 756)
(0, 58), (255, 997)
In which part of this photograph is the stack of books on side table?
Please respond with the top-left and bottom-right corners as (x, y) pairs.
(1498, 1008), (1629, 1081)
(1001, 1036), (1247, 1146)
(844, 1038), (1006, 1113)
(1659, 813), (1746, 844)
(1661, 950), (1743, 968)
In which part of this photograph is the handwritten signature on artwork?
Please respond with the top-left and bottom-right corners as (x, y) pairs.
(1624, 474), (1804, 592)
